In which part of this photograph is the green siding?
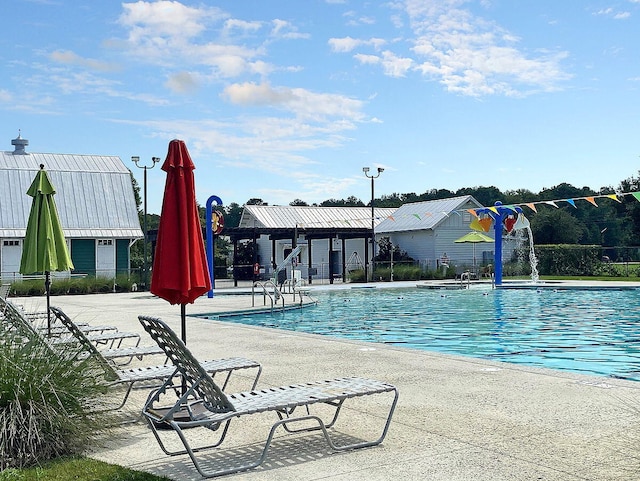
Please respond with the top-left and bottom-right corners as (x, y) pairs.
(116, 239), (129, 275)
(71, 239), (95, 275)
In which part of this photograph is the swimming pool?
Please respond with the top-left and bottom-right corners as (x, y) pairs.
(212, 287), (640, 381)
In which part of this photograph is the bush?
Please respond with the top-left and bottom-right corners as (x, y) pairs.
(535, 245), (602, 276)
(8, 275), (144, 297)
(347, 268), (366, 282)
(373, 265), (422, 281)
(0, 318), (111, 469)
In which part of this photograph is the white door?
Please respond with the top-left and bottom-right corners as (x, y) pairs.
(96, 239), (116, 278)
(1, 240), (22, 280)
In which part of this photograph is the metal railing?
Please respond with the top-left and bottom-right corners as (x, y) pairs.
(252, 280), (285, 313)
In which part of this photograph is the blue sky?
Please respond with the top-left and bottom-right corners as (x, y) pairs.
(2, 0), (640, 214)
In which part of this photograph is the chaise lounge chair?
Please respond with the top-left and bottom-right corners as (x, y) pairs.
(16, 300), (144, 350)
(50, 307), (262, 410)
(47, 306), (165, 364)
(0, 283), (10, 301)
(138, 315), (399, 478)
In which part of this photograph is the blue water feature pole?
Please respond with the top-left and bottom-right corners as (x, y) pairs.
(475, 201), (522, 286)
(206, 195), (223, 298)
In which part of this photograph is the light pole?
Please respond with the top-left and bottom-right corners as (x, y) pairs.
(363, 166), (384, 281)
(132, 155), (160, 290)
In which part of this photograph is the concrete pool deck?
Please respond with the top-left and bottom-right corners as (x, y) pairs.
(16, 279), (640, 480)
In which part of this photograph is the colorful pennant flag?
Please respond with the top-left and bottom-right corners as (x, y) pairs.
(478, 217), (493, 232)
(469, 217), (483, 231)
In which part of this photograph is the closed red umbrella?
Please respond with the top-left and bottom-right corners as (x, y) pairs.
(151, 139), (211, 343)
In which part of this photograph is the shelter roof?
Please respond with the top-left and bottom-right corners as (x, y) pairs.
(0, 146), (142, 239)
(238, 205), (397, 230)
(376, 195), (482, 233)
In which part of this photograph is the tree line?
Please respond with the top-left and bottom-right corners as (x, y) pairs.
(131, 170), (640, 249)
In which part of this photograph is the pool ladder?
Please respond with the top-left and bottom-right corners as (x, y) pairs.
(252, 280), (285, 313)
(459, 271), (471, 289)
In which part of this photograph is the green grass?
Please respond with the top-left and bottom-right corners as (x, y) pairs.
(0, 457), (170, 481)
(531, 275), (640, 282)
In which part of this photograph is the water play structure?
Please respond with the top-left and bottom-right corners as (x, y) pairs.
(472, 201), (534, 285)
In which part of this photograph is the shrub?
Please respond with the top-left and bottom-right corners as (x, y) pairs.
(535, 245), (602, 276)
(373, 265), (422, 281)
(0, 320), (111, 469)
(347, 268), (366, 283)
(9, 275), (144, 297)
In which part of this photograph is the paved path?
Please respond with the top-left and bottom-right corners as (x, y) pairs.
(16, 281), (640, 480)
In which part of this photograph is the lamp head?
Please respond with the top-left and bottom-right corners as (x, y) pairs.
(152, 156), (160, 164)
(362, 167), (370, 173)
(131, 156), (140, 165)
(377, 167), (384, 174)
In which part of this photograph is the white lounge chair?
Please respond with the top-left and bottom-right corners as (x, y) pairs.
(138, 314), (399, 478)
(49, 307), (262, 410)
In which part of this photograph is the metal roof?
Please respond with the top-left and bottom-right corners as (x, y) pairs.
(376, 195), (483, 233)
(0, 150), (142, 239)
(239, 205), (397, 230)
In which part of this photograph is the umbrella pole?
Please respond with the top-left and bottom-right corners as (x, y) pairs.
(181, 304), (186, 344)
(45, 271), (51, 336)
(181, 303), (187, 394)
(473, 244), (476, 274)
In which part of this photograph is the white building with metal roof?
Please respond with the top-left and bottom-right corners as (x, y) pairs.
(0, 133), (142, 280)
(375, 195), (493, 271)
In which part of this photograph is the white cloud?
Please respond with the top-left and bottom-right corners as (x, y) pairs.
(119, 1), (223, 39)
(223, 18), (262, 33)
(0, 89), (12, 103)
(593, 6), (631, 19)
(132, 116), (353, 178)
(329, 36), (386, 52)
(117, 1), (265, 78)
(222, 82), (366, 122)
(271, 19), (310, 39)
(28, 65), (170, 107)
(165, 71), (200, 94)
(403, 0), (570, 96)
(354, 51), (413, 77)
(49, 50), (119, 72)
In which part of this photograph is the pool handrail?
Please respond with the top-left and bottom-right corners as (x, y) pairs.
(252, 280), (285, 312)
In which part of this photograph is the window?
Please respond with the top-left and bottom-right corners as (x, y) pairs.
(98, 239), (113, 246)
(3, 240), (19, 246)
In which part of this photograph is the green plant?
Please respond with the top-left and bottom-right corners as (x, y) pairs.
(0, 325), (111, 469)
(347, 268), (366, 282)
(535, 244), (603, 276)
(0, 457), (171, 480)
(0, 457), (169, 481)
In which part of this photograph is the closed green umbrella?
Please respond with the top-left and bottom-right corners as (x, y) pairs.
(19, 164), (74, 335)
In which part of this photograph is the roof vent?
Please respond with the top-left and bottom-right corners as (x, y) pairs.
(11, 131), (29, 155)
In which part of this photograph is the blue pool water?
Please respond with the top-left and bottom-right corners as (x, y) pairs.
(212, 287), (640, 381)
